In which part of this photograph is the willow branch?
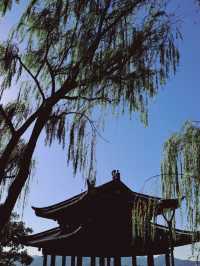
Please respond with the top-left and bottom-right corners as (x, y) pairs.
(61, 95), (112, 103)
(0, 105), (15, 135)
(17, 56), (46, 101)
(140, 173), (185, 193)
(0, 102), (48, 187)
(46, 60), (56, 95)
(35, 34), (51, 79)
(17, 104), (44, 136)
(56, 18), (80, 70)
(51, 3), (111, 102)
(50, 110), (109, 143)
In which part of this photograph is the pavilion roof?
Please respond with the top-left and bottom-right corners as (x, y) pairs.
(32, 179), (164, 219)
(21, 223), (199, 256)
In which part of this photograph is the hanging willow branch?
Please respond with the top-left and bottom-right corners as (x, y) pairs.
(0, 0), (182, 231)
(161, 121), (200, 232)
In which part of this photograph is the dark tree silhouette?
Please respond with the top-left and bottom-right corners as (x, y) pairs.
(0, 212), (33, 266)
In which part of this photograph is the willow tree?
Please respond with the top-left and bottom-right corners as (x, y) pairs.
(0, 0), (180, 231)
(161, 122), (200, 232)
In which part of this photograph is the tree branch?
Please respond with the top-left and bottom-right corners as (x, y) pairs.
(50, 111), (109, 143)
(46, 60), (56, 95)
(0, 105), (15, 135)
(61, 95), (113, 103)
(35, 33), (51, 79)
(17, 56), (46, 101)
(0, 104), (52, 231)
(56, 18), (80, 71)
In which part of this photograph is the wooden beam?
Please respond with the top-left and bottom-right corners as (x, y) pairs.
(77, 256), (82, 266)
(50, 255), (56, 266)
(71, 256), (76, 266)
(99, 257), (105, 266)
(91, 256), (95, 266)
(132, 256), (137, 266)
(114, 256), (121, 266)
(147, 254), (154, 266)
(43, 254), (47, 266)
(62, 256), (66, 266)
(165, 252), (170, 266)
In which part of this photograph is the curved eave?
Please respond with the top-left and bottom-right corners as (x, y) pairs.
(31, 179), (166, 220)
(21, 226), (83, 247)
(21, 224), (200, 256)
(153, 223), (199, 246)
(31, 191), (87, 219)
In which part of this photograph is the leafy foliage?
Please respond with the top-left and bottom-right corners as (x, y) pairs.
(0, 101), (35, 203)
(0, 0), (20, 16)
(161, 121), (200, 231)
(0, 212), (33, 266)
(1, 0), (180, 178)
(0, 0), (181, 230)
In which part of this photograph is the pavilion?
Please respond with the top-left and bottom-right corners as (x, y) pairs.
(21, 174), (199, 266)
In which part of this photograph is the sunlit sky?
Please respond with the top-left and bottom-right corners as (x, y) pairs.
(1, 0), (200, 260)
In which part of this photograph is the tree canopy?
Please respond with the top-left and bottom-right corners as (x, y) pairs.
(0, 0), (180, 231)
(0, 212), (33, 266)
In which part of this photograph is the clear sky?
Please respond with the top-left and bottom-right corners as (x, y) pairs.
(0, 0), (200, 260)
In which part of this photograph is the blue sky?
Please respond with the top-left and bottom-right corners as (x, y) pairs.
(0, 0), (200, 260)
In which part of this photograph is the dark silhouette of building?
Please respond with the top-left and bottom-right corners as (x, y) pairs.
(21, 178), (199, 266)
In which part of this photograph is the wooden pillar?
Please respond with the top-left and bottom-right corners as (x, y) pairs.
(91, 256), (95, 266)
(50, 255), (56, 266)
(62, 256), (66, 266)
(107, 257), (111, 266)
(165, 252), (170, 266)
(114, 256), (121, 266)
(71, 256), (76, 266)
(170, 247), (175, 266)
(77, 256), (82, 266)
(132, 256), (137, 266)
(99, 257), (105, 266)
(147, 254), (154, 266)
(43, 254), (47, 266)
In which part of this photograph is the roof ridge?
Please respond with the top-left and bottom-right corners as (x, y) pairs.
(31, 179), (121, 212)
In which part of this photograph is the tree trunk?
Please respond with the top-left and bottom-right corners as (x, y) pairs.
(0, 105), (43, 185)
(0, 106), (51, 232)
(0, 133), (20, 185)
